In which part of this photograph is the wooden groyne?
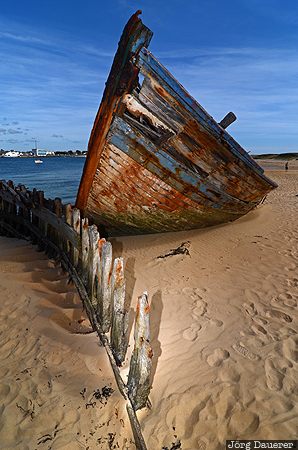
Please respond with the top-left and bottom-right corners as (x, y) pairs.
(0, 180), (153, 450)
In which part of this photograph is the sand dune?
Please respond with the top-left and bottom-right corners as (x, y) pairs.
(0, 169), (297, 449)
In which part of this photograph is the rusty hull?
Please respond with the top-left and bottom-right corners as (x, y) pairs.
(76, 11), (277, 236)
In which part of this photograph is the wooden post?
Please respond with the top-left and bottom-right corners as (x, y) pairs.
(71, 208), (80, 268)
(64, 203), (72, 256)
(81, 217), (89, 284)
(64, 204), (72, 226)
(97, 240), (112, 333)
(53, 197), (63, 250)
(127, 292), (153, 411)
(37, 191), (45, 239)
(87, 224), (99, 306)
(110, 257), (129, 365)
(54, 197), (62, 218)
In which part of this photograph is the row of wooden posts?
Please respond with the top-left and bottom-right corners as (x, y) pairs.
(0, 180), (153, 448)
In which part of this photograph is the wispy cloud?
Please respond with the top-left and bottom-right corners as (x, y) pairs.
(1, 13), (298, 153)
(0, 16), (114, 150)
(159, 46), (298, 152)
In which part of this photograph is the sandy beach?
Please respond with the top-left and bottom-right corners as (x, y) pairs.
(0, 166), (297, 449)
(0, 241), (134, 449)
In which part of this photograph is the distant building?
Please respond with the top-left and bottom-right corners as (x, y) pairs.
(35, 149), (55, 156)
(4, 151), (21, 157)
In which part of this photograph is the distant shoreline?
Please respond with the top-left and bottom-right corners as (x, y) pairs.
(0, 155), (86, 158)
(252, 152), (298, 160)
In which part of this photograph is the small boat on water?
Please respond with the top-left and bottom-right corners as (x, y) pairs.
(34, 159), (43, 164)
(76, 11), (277, 236)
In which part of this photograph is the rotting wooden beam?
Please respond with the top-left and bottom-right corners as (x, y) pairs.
(127, 292), (152, 411)
(71, 208), (81, 267)
(81, 217), (89, 282)
(98, 240), (113, 333)
(87, 224), (100, 305)
(110, 257), (129, 365)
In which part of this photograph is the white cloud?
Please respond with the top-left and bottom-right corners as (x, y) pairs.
(158, 47), (298, 152)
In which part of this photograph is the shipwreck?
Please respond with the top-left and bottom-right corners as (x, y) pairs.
(76, 11), (277, 235)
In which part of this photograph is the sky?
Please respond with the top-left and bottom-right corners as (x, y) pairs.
(1, 0), (298, 154)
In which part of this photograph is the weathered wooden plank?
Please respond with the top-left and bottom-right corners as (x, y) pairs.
(97, 240), (112, 332)
(110, 257), (129, 365)
(87, 224), (100, 306)
(65, 204), (72, 226)
(81, 217), (89, 284)
(137, 47), (272, 178)
(109, 116), (254, 212)
(138, 79), (267, 195)
(127, 292), (152, 411)
(63, 203), (72, 256)
(71, 208), (81, 267)
(32, 207), (80, 249)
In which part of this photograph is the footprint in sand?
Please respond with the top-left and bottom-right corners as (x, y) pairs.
(282, 336), (298, 363)
(278, 293), (297, 308)
(219, 365), (240, 382)
(286, 277), (298, 287)
(265, 309), (293, 323)
(229, 410), (259, 435)
(232, 342), (260, 361)
(253, 316), (268, 326)
(182, 287), (207, 300)
(271, 292), (297, 309)
(196, 439), (207, 450)
(209, 319), (223, 327)
(182, 326), (200, 342)
(251, 322), (267, 337)
(242, 302), (257, 317)
(192, 299), (207, 318)
(206, 348), (230, 367)
(264, 358), (284, 391)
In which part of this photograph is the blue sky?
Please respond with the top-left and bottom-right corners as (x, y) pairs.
(1, 0), (298, 153)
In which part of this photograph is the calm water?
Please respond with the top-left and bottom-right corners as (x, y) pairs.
(0, 157), (86, 204)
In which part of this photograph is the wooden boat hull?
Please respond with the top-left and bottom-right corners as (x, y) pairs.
(76, 11), (277, 236)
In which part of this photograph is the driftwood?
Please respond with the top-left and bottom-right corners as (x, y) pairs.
(157, 241), (190, 259)
(0, 180), (153, 449)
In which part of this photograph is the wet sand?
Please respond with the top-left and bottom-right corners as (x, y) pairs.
(0, 169), (297, 449)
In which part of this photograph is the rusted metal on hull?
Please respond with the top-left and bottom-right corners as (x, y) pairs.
(76, 12), (277, 236)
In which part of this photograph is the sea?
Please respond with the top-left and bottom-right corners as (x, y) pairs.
(0, 157), (86, 204)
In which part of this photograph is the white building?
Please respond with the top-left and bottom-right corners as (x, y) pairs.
(36, 149), (55, 156)
(4, 151), (21, 157)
